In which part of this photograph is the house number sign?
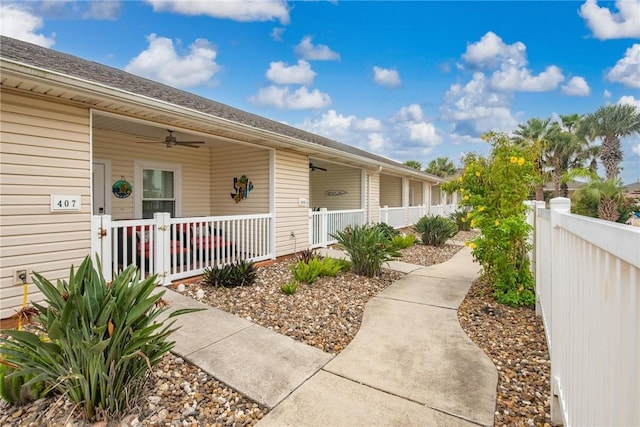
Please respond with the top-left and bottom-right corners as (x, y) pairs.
(51, 195), (81, 212)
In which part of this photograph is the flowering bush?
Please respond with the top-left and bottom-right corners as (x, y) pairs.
(444, 132), (535, 306)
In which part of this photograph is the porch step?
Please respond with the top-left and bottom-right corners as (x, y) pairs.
(155, 288), (333, 408)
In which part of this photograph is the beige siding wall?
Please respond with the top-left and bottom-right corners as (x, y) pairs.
(310, 163), (361, 210)
(211, 145), (270, 215)
(0, 90), (91, 319)
(379, 174), (402, 207)
(274, 150), (309, 256)
(93, 128), (212, 219)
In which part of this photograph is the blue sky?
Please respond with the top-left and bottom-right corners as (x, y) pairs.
(2, 0), (639, 183)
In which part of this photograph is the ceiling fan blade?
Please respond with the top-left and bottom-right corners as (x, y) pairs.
(175, 141), (205, 145)
(174, 143), (202, 148)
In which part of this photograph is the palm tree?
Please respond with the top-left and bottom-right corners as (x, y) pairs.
(572, 178), (626, 222)
(582, 104), (640, 180)
(403, 160), (422, 170)
(512, 117), (554, 200)
(424, 157), (457, 178)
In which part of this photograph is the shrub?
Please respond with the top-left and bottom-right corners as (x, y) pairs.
(449, 209), (471, 231)
(290, 257), (323, 284)
(202, 260), (256, 288)
(442, 132), (535, 307)
(296, 249), (318, 264)
(373, 222), (400, 240)
(280, 281), (298, 295)
(414, 215), (458, 246)
(317, 257), (344, 277)
(0, 362), (47, 404)
(390, 233), (416, 249)
(332, 224), (401, 277)
(0, 257), (199, 420)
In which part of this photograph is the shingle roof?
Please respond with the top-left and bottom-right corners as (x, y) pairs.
(1, 35), (436, 178)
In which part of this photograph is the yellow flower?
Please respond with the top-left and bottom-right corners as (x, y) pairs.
(466, 212), (472, 218)
(459, 176), (464, 182)
(461, 217), (466, 222)
(469, 242), (477, 250)
(464, 195), (469, 200)
(495, 220), (500, 226)
(475, 171), (480, 177)
(478, 206), (485, 212)
(509, 156), (518, 164)
(470, 219), (476, 228)
(460, 188), (465, 192)
(518, 157), (525, 166)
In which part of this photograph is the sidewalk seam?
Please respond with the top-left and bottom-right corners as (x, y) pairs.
(374, 295), (461, 311)
(319, 369), (489, 427)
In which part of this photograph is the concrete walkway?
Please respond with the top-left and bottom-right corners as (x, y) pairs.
(160, 247), (498, 426)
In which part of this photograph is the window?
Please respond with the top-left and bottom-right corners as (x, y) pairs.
(135, 161), (182, 218)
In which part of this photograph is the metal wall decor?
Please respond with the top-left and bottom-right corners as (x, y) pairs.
(325, 189), (347, 196)
(112, 176), (132, 198)
(230, 175), (253, 203)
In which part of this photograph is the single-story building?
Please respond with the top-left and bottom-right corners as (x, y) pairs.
(0, 36), (453, 319)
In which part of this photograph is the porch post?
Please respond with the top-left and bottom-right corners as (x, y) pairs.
(154, 212), (171, 285)
(382, 205), (389, 224)
(92, 215), (113, 282)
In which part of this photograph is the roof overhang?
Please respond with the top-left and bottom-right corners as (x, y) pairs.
(1, 58), (445, 184)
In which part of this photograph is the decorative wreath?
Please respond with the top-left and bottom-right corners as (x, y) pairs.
(112, 177), (132, 199)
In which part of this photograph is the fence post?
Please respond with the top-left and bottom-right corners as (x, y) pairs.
(381, 205), (389, 224)
(308, 208), (313, 248)
(549, 197), (571, 426)
(320, 208), (328, 248)
(529, 201), (545, 316)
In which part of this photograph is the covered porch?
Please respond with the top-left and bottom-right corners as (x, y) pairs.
(90, 112), (275, 283)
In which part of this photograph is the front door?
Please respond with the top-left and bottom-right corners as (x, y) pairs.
(92, 160), (110, 215)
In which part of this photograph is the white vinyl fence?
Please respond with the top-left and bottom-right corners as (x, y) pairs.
(309, 208), (366, 248)
(527, 197), (640, 427)
(429, 203), (457, 217)
(92, 212), (273, 284)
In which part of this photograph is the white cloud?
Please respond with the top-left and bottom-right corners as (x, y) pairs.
(251, 85), (331, 110)
(294, 36), (340, 61)
(373, 66), (401, 88)
(632, 143), (640, 156)
(440, 72), (519, 137)
(604, 89), (612, 99)
(460, 32), (565, 92)
(125, 34), (220, 88)
(271, 27), (285, 42)
(0, 3), (55, 47)
(367, 133), (386, 152)
(145, 0), (290, 24)
(579, 0), (640, 40)
(462, 31), (526, 70)
(606, 44), (640, 88)
(83, 1), (121, 20)
(355, 117), (382, 132)
(561, 76), (591, 96)
(266, 60), (316, 85)
(618, 95), (640, 109)
(394, 104), (424, 122)
(491, 65), (564, 92)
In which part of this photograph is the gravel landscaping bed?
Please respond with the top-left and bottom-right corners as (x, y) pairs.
(458, 279), (552, 426)
(1, 231), (552, 426)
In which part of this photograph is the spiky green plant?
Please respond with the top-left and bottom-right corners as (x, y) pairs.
(414, 215), (458, 246)
(332, 224), (401, 277)
(280, 281), (298, 295)
(0, 257), (200, 420)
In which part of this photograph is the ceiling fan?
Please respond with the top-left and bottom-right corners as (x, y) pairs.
(309, 162), (327, 172)
(137, 129), (205, 148)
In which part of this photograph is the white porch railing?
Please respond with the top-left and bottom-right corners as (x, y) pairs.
(92, 212), (273, 284)
(429, 203), (457, 217)
(309, 208), (366, 248)
(527, 197), (640, 426)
